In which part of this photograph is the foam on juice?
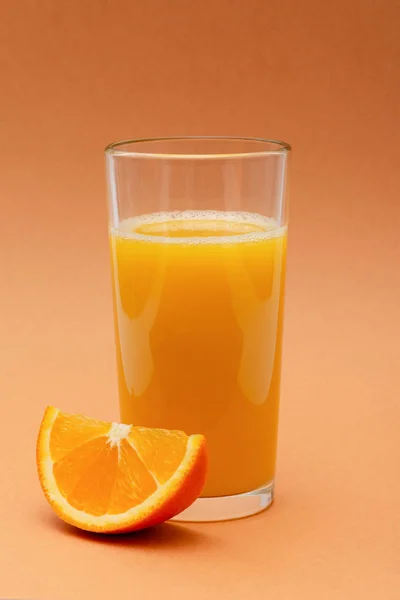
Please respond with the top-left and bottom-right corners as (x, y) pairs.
(111, 210), (286, 244)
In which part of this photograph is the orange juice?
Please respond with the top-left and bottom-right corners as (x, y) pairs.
(110, 211), (287, 497)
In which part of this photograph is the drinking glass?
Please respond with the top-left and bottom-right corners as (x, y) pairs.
(105, 137), (290, 521)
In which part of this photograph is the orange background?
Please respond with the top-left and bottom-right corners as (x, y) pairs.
(1, 1), (399, 598)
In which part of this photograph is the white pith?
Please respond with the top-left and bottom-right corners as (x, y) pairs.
(107, 422), (132, 447)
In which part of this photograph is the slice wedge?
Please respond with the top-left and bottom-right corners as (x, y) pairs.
(37, 406), (208, 533)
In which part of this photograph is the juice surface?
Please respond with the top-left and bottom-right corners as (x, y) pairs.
(110, 211), (287, 497)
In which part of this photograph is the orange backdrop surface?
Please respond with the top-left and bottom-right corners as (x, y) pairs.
(0, 1), (399, 598)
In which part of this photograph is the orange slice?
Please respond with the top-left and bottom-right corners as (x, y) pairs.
(36, 406), (208, 533)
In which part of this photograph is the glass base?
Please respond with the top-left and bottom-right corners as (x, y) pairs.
(172, 482), (274, 523)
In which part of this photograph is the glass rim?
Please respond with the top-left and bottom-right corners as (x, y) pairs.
(105, 136), (291, 159)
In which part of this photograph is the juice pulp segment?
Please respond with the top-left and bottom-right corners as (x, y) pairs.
(110, 211), (287, 497)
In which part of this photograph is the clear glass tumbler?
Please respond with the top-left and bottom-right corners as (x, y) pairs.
(105, 137), (290, 521)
